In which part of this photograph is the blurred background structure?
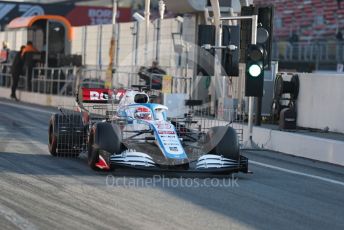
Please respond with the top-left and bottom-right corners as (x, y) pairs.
(0, 0), (343, 132)
(0, 0), (341, 72)
(254, 0), (344, 71)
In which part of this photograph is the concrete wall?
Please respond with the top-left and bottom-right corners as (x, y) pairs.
(117, 21), (135, 67)
(84, 25), (100, 66)
(297, 73), (344, 133)
(70, 26), (84, 56)
(242, 125), (344, 166)
(69, 18), (183, 70)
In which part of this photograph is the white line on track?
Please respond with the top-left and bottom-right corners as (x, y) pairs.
(250, 160), (344, 187)
(0, 204), (38, 230)
(0, 101), (54, 115)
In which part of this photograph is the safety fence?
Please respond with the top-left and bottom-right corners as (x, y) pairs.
(0, 64), (193, 95)
(0, 64), (78, 96)
(0, 64), (11, 88)
(272, 41), (344, 63)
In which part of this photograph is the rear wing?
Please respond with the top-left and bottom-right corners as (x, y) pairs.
(79, 88), (126, 104)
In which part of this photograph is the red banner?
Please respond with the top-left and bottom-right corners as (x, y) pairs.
(66, 6), (131, 26)
(82, 88), (112, 102)
(82, 88), (126, 102)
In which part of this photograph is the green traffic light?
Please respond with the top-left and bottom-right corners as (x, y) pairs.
(248, 64), (262, 77)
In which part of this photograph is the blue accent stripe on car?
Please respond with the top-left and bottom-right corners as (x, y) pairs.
(151, 124), (188, 160)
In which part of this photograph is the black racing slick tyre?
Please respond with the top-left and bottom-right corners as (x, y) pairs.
(48, 113), (84, 157)
(48, 116), (58, 156)
(88, 122), (122, 170)
(204, 126), (240, 160)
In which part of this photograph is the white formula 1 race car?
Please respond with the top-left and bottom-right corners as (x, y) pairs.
(48, 81), (248, 174)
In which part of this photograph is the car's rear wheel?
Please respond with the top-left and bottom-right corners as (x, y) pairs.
(48, 113), (84, 157)
(48, 121), (58, 156)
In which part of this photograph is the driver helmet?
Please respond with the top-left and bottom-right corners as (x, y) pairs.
(134, 107), (152, 120)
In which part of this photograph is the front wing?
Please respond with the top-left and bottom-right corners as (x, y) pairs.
(109, 152), (249, 174)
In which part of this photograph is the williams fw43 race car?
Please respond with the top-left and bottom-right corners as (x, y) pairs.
(48, 83), (249, 174)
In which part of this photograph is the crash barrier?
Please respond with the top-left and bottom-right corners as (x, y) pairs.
(242, 125), (344, 167)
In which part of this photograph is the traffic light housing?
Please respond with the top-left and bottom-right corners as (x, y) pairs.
(240, 5), (274, 70)
(222, 25), (240, 77)
(257, 6), (274, 70)
(245, 44), (265, 97)
(197, 25), (215, 76)
(239, 5), (256, 64)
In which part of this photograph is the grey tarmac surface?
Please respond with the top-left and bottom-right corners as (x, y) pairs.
(0, 98), (344, 230)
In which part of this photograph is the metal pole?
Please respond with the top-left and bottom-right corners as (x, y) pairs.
(113, 0), (119, 67)
(221, 16), (259, 20)
(112, 0), (117, 69)
(106, 0), (117, 88)
(82, 26), (87, 66)
(99, 24), (103, 71)
(112, 0), (117, 24)
(157, 0), (165, 62)
(155, 18), (161, 62)
(131, 22), (137, 86)
(96, 25), (99, 71)
(178, 21), (183, 77)
(185, 45), (189, 78)
(97, 24), (102, 78)
(210, 0), (222, 115)
(255, 97), (262, 126)
(248, 15), (258, 142)
(115, 24), (120, 67)
(220, 14), (258, 144)
(45, 20), (49, 68)
(144, 0), (151, 65)
(135, 23), (139, 66)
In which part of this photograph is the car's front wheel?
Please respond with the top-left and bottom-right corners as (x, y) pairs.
(204, 126), (240, 160)
(88, 122), (122, 170)
(88, 129), (99, 170)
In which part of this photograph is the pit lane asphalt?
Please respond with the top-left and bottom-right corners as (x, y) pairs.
(0, 98), (344, 230)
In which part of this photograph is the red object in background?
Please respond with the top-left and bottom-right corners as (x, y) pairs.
(66, 6), (131, 26)
(81, 88), (127, 102)
(82, 88), (113, 102)
(0, 50), (8, 62)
